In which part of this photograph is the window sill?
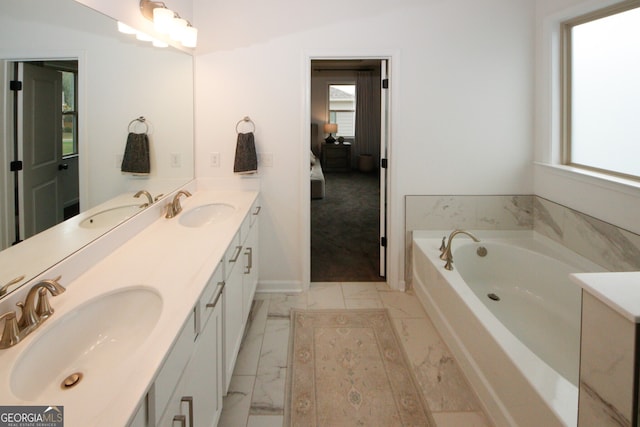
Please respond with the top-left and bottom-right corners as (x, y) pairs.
(534, 162), (640, 197)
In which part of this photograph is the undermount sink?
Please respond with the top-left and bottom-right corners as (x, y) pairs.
(79, 204), (145, 229)
(10, 287), (162, 401)
(179, 203), (236, 227)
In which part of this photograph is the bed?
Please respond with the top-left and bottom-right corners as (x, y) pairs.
(310, 123), (325, 199)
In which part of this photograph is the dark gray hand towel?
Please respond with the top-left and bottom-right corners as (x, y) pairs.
(121, 132), (150, 174)
(234, 132), (258, 174)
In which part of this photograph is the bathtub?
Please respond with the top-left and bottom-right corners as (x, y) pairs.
(411, 230), (605, 427)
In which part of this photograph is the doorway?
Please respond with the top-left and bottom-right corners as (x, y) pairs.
(309, 58), (389, 282)
(7, 60), (79, 245)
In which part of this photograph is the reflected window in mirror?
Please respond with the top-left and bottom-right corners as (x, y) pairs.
(61, 68), (78, 157)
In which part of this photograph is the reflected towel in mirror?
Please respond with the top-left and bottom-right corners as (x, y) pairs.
(121, 132), (151, 175)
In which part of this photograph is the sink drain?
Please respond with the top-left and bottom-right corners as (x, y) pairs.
(487, 293), (500, 301)
(61, 372), (83, 390)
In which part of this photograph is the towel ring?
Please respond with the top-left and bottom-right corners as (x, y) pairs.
(128, 116), (149, 134)
(235, 116), (256, 134)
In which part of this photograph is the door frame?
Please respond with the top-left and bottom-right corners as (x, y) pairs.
(0, 51), (86, 249)
(302, 51), (396, 291)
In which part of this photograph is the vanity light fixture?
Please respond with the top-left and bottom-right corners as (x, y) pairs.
(139, 0), (198, 48)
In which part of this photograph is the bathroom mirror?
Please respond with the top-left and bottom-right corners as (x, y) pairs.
(0, 0), (194, 298)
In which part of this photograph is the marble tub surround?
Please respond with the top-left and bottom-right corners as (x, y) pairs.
(534, 197), (640, 272)
(220, 283), (491, 427)
(405, 195), (534, 284)
(577, 289), (638, 427)
(0, 185), (259, 426)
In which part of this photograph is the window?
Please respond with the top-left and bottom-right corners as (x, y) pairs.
(328, 84), (356, 137)
(61, 70), (78, 156)
(563, 2), (640, 180)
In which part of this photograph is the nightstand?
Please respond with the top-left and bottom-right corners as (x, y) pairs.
(321, 143), (351, 172)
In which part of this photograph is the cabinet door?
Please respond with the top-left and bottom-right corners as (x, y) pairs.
(242, 217), (259, 317)
(159, 283), (224, 427)
(224, 239), (244, 392)
(186, 292), (223, 427)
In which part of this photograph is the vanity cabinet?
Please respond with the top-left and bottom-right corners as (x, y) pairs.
(156, 264), (224, 427)
(223, 197), (261, 393)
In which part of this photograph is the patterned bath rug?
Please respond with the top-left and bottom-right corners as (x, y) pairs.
(285, 309), (436, 426)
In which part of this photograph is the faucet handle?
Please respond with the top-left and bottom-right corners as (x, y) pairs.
(0, 311), (20, 349)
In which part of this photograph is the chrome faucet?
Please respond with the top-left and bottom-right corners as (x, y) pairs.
(441, 230), (480, 271)
(134, 190), (154, 207)
(166, 190), (192, 218)
(0, 276), (65, 349)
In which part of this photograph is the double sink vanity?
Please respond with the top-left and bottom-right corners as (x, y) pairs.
(0, 181), (261, 426)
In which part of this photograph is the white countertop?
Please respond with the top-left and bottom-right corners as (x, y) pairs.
(0, 185), (259, 426)
(571, 272), (640, 323)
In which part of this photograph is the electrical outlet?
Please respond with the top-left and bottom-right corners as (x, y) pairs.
(210, 152), (220, 168)
(170, 153), (181, 168)
(259, 153), (273, 167)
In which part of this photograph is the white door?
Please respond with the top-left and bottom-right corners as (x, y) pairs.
(19, 63), (63, 239)
(379, 59), (389, 277)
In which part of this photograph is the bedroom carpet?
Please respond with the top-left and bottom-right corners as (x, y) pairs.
(311, 171), (383, 282)
(285, 309), (435, 426)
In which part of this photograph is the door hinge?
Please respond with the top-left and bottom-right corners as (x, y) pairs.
(9, 81), (22, 91)
(10, 161), (23, 172)
(382, 78), (389, 89)
(380, 237), (387, 247)
(380, 158), (388, 169)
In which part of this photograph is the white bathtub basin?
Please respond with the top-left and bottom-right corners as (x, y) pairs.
(10, 287), (162, 401)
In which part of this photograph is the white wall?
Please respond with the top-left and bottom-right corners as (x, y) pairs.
(194, 0), (536, 290)
(534, 0), (640, 235)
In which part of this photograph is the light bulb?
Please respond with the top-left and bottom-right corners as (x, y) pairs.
(117, 21), (137, 34)
(181, 26), (198, 48)
(152, 39), (169, 48)
(169, 17), (187, 41)
(136, 31), (154, 42)
(153, 7), (175, 34)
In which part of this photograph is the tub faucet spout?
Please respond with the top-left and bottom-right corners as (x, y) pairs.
(442, 229), (480, 271)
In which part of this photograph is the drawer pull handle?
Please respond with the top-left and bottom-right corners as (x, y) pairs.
(253, 206), (261, 216)
(229, 245), (243, 262)
(173, 415), (186, 427)
(207, 282), (225, 308)
(244, 247), (253, 274)
(181, 396), (194, 427)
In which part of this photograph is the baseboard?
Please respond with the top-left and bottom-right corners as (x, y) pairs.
(256, 280), (303, 293)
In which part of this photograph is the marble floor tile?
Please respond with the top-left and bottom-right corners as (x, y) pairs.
(344, 298), (384, 309)
(234, 299), (269, 376)
(307, 282), (346, 309)
(268, 293), (307, 318)
(379, 290), (427, 318)
(393, 317), (481, 412)
(250, 367), (287, 415)
(341, 282), (381, 299)
(247, 415), (284, 427)
(257, 319), (290, 376)
(219, 375), (255, 427)
(432, 411), (492, 427)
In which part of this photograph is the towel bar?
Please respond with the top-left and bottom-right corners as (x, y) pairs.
(128, 116), (149, 134)
(235, 116), (255, 134)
